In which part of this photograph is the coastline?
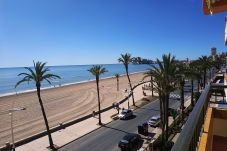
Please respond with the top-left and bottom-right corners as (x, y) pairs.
(0, 70), (147, 98)
(0, 71), (148, 147)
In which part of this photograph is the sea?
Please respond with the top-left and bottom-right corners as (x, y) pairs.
(0, 64), (151, 96)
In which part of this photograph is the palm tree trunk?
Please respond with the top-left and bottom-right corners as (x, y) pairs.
(197, 79), (200, 92)
(96, 77), (102, 125)
(117, 79), (119, 91)
(209, 69), (212, 81)
(165, 94), (169, 145)
(126, 71), (135, 106)
(180, 86), (184, 120)
(191, 80), (194, 106)
(159, 94), (165, 147)
(151, 76), (154, 96)
(36, 86), (55, 151)
(203, 70), (206, 88)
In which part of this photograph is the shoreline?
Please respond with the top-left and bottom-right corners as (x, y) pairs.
(0, 71), (148, 147)
(0, 70), (147, 98)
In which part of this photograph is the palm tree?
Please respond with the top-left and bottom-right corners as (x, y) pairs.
(190, 60), (203, 92)
(88, 65), (108, 125)
(186, 61), (203, 106)
(175, 62), (187, 119)
(115, 73), (120, 91)
(213, 57), (222, 71)
(118, 53), (135, 106)
(150, 53), (177, 147)
(143, 70), (154, 96)
(15, 61), (60, 151)
(198, 56), (212, 88)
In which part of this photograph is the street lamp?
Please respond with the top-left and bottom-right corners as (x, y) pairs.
(6, 107), (26, 151)
(125, 89), (130, 109)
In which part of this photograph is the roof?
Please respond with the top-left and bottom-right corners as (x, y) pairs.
(203, 0), (227, 15)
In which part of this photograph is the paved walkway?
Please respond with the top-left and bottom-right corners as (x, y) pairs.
(16, 84), (151, 151)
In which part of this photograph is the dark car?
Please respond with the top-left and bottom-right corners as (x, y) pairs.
(118, 133), (141, 151)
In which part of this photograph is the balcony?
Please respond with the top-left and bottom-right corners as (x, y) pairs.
(172, 72), (227, 151)
(198, 107), (227, 151)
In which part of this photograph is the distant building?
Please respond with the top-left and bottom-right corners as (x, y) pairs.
(211, 47), (217, 61)
(131, 57), (153, 64)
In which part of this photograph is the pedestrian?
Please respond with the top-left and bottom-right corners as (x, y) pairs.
(92, 111), (95, 117)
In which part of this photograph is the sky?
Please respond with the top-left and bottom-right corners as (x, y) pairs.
(0, 0), (227, 68)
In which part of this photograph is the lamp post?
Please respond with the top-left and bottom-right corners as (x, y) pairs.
(7, 107), (26, 151)
(125, 89), (130, 109)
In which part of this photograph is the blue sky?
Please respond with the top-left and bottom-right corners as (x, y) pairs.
(0, 0), (227, 67)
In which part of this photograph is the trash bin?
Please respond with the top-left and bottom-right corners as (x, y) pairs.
(138, 125), (144, 134)
(143, 123), (148, 135)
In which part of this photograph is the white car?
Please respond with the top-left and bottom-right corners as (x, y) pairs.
(118, 109), (133, 120)
(148, 115), (161, 127)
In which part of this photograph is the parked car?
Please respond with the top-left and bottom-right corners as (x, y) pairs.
(147, 115), (161, 127)
(118, 133), (141, 151)
(118, 109), (133, 120)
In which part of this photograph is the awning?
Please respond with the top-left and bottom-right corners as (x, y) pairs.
(203, 0), (227, 15)
(225, 16), (227, 45)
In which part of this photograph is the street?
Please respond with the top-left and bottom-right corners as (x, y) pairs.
(59, 92), (189, 151)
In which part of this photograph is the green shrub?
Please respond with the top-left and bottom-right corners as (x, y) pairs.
(153, 135), (174, 151)
(194, 92), (201, 102)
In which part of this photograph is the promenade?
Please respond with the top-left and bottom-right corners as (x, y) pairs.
(0, 72), (145, 148)
(15, 84), (149, 151)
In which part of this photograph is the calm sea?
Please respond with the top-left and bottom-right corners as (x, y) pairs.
(0, 64), (150, 96)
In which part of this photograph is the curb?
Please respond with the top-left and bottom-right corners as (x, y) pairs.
(0, 81), (151, 151)
(58, 117), (114, 149)
(58, 97), (159, 149)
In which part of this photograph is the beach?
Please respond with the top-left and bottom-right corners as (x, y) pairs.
(0, 72), (147, 147)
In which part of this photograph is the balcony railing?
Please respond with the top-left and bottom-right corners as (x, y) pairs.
(171, 85), (211, 151)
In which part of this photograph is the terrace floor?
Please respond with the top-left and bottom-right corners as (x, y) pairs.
(213, 135), (227, 151)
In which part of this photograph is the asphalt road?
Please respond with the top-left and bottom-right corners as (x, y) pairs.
(59, 93), (187, 151)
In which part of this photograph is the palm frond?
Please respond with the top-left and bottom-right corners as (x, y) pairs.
(24, 67), (36, 80)
(15, 78), (31, 88)
(41, 67), (50, 76)
(18, 72), (34, 79)
(88, 65), (108, 77)
(16, 61), (61, 88)
(41, 74), (61, 82)
(44, 78), (52, 85)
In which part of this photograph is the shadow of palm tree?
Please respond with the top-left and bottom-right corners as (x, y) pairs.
(101, 125), (130, 134)
(135, 106), (159, 112)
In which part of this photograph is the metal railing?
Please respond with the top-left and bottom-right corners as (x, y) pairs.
(171, 85), (211, 151)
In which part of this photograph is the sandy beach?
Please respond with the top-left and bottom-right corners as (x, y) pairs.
(0, 72), (147, 147)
